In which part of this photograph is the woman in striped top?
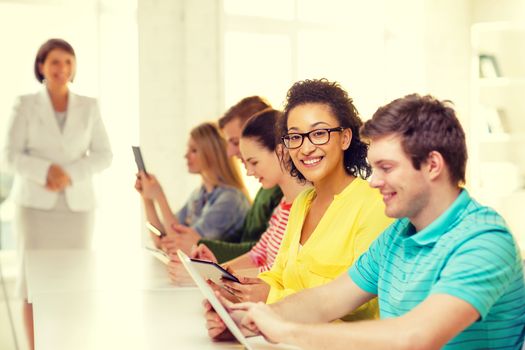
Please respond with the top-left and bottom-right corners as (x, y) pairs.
(193, 108), (307, 301)
(248, 199), (290, 273)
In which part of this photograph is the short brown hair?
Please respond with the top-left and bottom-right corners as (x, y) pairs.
(218, 96), (271, 129)
(361, 94), (467, 186)
(34, 38), (76, 83)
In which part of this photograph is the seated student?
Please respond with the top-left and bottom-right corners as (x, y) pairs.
(207, 94), (525, 349)
(204, 79), (391, 312)
(135, 122), (250, 252)
(171, 96), (283, 262)
(257, 79), (391, 308)
(190, 108), (308, 302)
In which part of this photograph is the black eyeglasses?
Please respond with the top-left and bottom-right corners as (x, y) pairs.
(282, 127), (345, 149)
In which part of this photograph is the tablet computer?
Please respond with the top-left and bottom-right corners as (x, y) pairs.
(145, 246), (170, 265)
(189, 258), (240, 285)
(146, 221), (166, 238)
(177, 250), (254, 350)
(132, 146), (147, 174)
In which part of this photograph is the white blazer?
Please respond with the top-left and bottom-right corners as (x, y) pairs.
(3, 88), (112, 211)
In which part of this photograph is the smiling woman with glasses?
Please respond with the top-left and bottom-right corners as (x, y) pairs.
(204, 79), (393, 341)
(255, 79), (393, 321)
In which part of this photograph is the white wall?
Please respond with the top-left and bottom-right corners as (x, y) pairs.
(137, 0), (222, 212)
(422, 0), (471, 121)
(471, 0), (525, 23)
(135, 0), (475, 205)
(383, 0), (471, 122)
(94, 0), (141, 251)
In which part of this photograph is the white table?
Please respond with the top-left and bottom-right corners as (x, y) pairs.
(26, 249), (298, 349)
(25, 249), (175, 302)
(33, 289), (230, 350)
(31, 285), (297, 350)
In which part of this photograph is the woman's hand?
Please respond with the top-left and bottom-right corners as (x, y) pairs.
(170, 224), (201, 255)
(203, 293), (259, 340)
(222, 277), (270, 303)
(166, 255), (195, 286)
(134, 173), (143, 194)
(191, 244), (218, 263)
(46, 164), (71, 191)
(149, 231), (162, 249)
(158, 235), (178, 255)
(203, 299), (235, 341)
(138, 172), (162, 200)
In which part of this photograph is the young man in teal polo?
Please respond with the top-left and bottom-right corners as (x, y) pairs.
(205, 94), (525, 349)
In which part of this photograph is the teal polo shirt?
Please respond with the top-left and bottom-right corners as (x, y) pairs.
(349, 190), (525, 349)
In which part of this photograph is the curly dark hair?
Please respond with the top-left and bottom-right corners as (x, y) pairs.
(279, 78), (371, 182)
(361, 94), (467, 186)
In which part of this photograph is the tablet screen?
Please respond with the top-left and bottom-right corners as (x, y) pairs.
(132, 146), (147, 174)
(189, 258), (240, 285)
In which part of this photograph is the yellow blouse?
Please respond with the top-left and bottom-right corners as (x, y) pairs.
(258, 178), (393, 321)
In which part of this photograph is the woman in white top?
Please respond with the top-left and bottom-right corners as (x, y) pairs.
(3, 38), (112, 349)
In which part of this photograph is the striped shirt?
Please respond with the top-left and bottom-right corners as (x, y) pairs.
(349, 189), (525, 349)
(249, 199), (291, 272)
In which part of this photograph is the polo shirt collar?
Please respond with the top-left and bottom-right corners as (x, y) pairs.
(407, 189), (471, 246)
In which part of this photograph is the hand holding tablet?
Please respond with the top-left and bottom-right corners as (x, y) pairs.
(177, 250), (255, 350)
(146, 221), (166, 238)
(179, 250), (299, 350)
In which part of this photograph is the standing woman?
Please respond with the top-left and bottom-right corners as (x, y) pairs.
(3, 38), (112, 348)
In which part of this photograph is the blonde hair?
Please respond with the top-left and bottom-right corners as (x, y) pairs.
(190, 122), (249, 199)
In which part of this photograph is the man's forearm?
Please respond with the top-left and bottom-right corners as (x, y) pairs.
(270, 283), (341, 324)
(278, 294), (479, 350)
(269, 275), (373, 324)
(284, 318), (425, 350)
